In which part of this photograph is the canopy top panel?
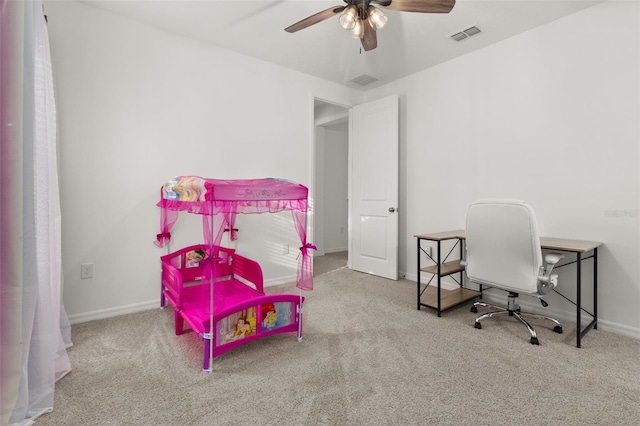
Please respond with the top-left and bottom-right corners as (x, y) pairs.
(157, 176), (309, 215)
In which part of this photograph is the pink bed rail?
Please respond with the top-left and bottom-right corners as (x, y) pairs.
(201, 293), (304, 370)
(160, 244), (235, 310)
(160, 245), (303, 370)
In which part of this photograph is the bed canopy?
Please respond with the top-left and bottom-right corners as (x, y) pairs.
(155, 176), (314, 291)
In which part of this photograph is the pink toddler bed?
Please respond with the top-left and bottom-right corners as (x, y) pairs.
(155, 177), (314, 371)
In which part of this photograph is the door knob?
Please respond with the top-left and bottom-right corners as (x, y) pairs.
(388, 207), (396, 213)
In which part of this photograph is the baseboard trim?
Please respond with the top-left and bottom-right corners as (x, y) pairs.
(68, 300), (160, 325)
(597, 319), (640, 340)
(325, 247), (347, 254)
(403, 271), (640, 341)
(264, 275), (297, 287)
(480, 292), (640, 340)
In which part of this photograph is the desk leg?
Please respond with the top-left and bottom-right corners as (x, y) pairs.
(576, 252), (582, 348)
(417, 238), (421, 311)
(594, 248), (598, 330)
(576, 248), (599, 348)
(459, 240), (464, 288)
(437, 240), (441, 317)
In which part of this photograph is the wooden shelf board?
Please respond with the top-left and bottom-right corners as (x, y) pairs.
(421, 260), (465, 276)
(421, 287), (480, 311)
(540, 237), (603, 253)
(415, 230), (465, 241)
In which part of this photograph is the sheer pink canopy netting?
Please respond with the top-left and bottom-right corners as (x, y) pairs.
(154, 176), (314, 291)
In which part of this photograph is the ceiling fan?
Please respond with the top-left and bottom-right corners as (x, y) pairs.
(284, 0), (456, 52)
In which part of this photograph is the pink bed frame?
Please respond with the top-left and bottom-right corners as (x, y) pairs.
(155, 177), (314, 371)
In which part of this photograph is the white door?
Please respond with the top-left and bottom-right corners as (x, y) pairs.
(349, 95), (399, 280)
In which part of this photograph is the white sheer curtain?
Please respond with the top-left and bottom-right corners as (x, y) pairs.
(0, 1), (72, 424)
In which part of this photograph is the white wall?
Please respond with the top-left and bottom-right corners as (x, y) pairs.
(366, 2), (640, 337)
(45, 1), (362, 322)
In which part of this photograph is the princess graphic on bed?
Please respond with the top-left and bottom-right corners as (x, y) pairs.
(163, 176), (207, 202)
(262, 303), (278, 330)
(234, 318), (252, 338)
(264, 311), (278, 330)
(186, 249), (206, 267)
(223, 311), (257, 342)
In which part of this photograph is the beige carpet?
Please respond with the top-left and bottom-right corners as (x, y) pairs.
(39, 265), (640, 425)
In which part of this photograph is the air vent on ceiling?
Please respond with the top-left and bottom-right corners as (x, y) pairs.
(350, 74), (379, 86)
(450, 25), (482, 42)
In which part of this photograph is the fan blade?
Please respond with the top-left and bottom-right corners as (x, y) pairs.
(284, 6), (346, 33)
(361, 23), (377, 51)
(374, 0), (455, 13)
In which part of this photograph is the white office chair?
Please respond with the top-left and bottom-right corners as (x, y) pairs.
(463, 199), (564, 345)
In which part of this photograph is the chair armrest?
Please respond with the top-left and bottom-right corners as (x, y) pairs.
(537, 252), (565, 294)
(544, 253), (564, 266)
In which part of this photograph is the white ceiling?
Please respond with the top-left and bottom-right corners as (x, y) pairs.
(77, 0), (600, 90)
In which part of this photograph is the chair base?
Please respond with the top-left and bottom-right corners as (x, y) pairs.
(471, 293), (562, 345)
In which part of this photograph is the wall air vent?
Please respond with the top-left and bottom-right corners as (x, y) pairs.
(350, 74), (379, 86)
(450, 25), (482, 42)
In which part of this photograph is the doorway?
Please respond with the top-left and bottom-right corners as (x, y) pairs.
(313, 99), (349, 267)
(312, 95), (398, 279)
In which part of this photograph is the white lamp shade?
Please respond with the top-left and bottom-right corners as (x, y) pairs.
(352, 19), (364, 38)
(367, 6), (387, 30)
(339, 5), (358, 30)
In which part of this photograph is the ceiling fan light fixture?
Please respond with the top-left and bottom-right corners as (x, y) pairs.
(367, 6), (387, 30)
(284, 0), (456, 52)
(352, 18), (364, 39)
(339, 5), (358, 30)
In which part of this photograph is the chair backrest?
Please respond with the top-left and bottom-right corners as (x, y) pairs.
(465, 199), (542, 294)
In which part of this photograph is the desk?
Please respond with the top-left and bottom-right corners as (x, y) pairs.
(539, 236), (602, 348)
(415, 231), (602, 348)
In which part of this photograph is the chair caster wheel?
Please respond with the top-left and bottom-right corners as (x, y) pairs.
(470, 306), (478, 313)
(553, 325), (563, 334)
(474, 322), (482, 329)
(530, 337), (540, 345)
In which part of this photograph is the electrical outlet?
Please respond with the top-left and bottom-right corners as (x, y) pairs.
(424, 246), (432, 257)
(81, 263), (93, 279)
(283, 243), (290, 255)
